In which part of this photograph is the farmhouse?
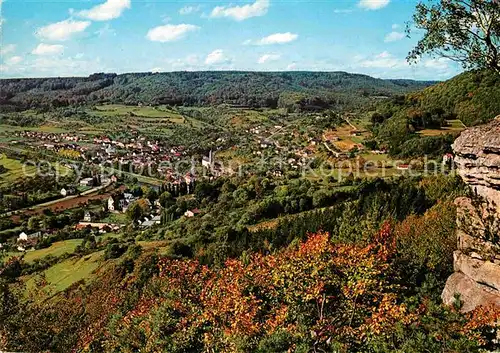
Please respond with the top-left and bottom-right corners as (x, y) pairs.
(140, 215), (161, 228)
(184, 209), (201, 218)
(108, 196), (116, 211)
(83, 211), (93, 222)
(79, 177), (94, 187)
(18, 231), (42, 242)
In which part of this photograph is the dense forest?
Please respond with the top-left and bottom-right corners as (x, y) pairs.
(0, 71), (434, 112)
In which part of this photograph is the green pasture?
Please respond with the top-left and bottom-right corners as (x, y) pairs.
(0, 154), (37, 185)
(23, 239), (83, 263)
(418, 119), (466, 136)
(93, 104), (186, 121)
(26, 251), (103, 294)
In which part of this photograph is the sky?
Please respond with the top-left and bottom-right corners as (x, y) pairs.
(0, 0), (463, 80)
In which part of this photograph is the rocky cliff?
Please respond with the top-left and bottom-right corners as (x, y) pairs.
(442, 116), (500, 312)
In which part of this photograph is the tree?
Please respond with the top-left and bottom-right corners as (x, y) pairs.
(407, 0), (500, 73)
(158, 191), (173, 207)
(27, 216), (41, 231)
(126, 199), (150, 222)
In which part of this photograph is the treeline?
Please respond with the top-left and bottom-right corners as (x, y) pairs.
(0, 71), (433, 112)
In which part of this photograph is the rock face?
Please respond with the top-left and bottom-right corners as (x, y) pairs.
(442, 116), (500, 312)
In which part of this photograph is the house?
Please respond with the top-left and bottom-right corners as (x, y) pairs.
(140, 219), (156, 228)
(202, 150), (214, 168)
(79, 177), (94, 187)
(119, 199), (129, 212)
(110, 175), (118, 183)
(124, 193), (135, 201)
(83, 211), (93, 222)
(105, 145), (116, 155)
(60, 187), (76, 197)
(152, 215), (161, 224)
(18, 231), (42, 242)
(108, 196), (116, 211)
(184, 209), (201, 218)
(397, 164), (410, 171)
(77, 222), (122, 231)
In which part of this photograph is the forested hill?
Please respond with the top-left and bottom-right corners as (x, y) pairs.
(0, 71), (434, 112)
(373, 70), (500, 128)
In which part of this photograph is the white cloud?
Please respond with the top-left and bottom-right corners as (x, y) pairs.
(210, 0), (269, 21)
(258, 53), (280, 64)
(36, 19), (91, 41)
(287, 63), (297, 70)
(423, 57), (451, 70)
(254, 32), (298, 45)
(179, 5), (201, 15)
(1, 54), (106, 78)
(32, 43), (64, 56)
(384, 31), (405, 42)
(146, 24), (199, 42)
(205, 49), (231, 65)
(31, 55), (103, 76)
(359, 51), (406, 69)
(0, 44), (16, 55)
(78, 0), (131, 21)
(392, 23), (400, 30)
(358, 0), (390, 10)
(5, 56), (23, 65)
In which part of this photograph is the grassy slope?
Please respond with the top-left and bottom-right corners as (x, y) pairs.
(0, 154), (37, 186)
(25, 251), (104, 294)
(23, 239), (84, 263)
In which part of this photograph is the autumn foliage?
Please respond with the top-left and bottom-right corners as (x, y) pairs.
(90, 228), (416, 352)
(2, 215), (499, 352)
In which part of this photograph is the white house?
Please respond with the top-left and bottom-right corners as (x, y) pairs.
(61, 188), (68, 197)
(18, 231), (42, 242)
(152, 215), (161, 224)
(108, 196), (116, 211)
(83, 211), (93, 222)
(80, 177), (94, 186)
(202, 150), (214, 168)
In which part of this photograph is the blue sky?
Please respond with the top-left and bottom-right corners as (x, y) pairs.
(0, 0), (462, 79)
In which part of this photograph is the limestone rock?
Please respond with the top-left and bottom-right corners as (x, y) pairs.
(453, 116), (500, 210)
(442, 273), (500, 313)
(442, 116), (500, 312)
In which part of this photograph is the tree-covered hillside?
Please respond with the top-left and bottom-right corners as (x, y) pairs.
(373, 70), (500, 128)
(0, 71), (434, 112)
(370, 70), (500, 156)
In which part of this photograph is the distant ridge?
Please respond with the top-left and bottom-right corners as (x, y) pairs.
(0, 71), (435, 112)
